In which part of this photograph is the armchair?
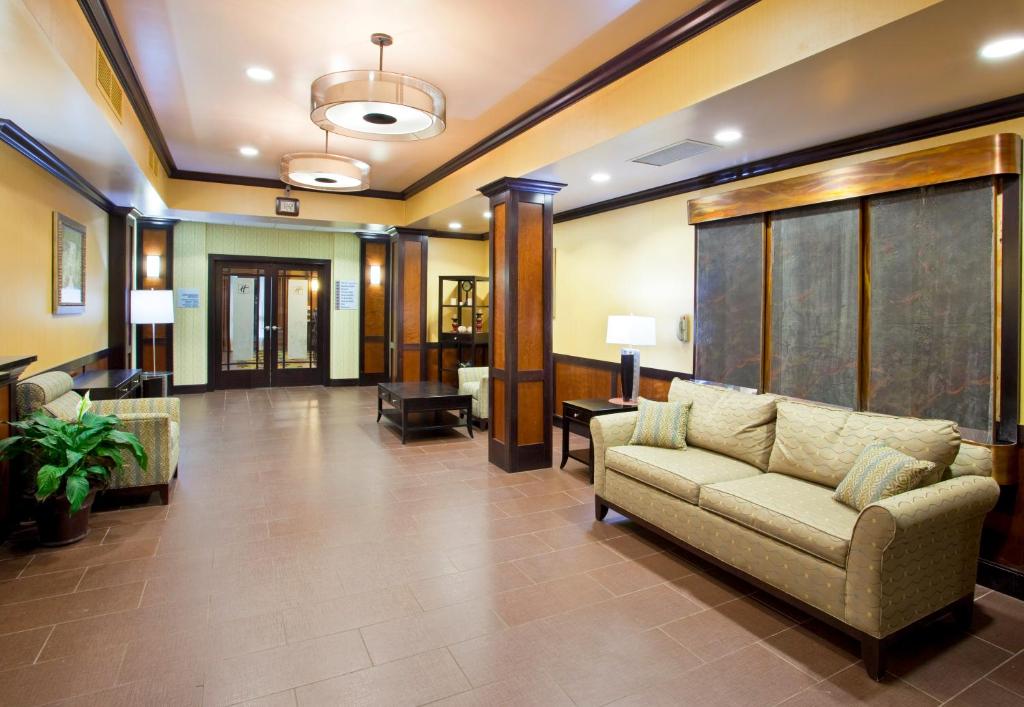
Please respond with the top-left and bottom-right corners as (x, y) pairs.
(457, 366), (489, 428)
(16, 371), (180, 504)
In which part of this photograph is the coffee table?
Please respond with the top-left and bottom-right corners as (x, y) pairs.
(377, 382), (473, 444)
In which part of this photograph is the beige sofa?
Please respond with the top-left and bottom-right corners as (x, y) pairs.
(592, 379), (999, 680)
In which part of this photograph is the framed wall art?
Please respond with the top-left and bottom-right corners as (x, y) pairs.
(53, 212), (86, 314)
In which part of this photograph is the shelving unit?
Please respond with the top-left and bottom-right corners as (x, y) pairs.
(436, 275), (489, 385)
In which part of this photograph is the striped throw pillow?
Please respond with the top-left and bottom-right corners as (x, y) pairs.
(833, 441), (936, 511)
(629, 398), (691, 450)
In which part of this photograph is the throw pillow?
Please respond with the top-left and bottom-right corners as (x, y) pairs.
(629, 398), (691, 450)
(833, 441), (936, 511)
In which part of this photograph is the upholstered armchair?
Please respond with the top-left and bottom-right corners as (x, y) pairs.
(15, 371), (180, 504)
(457, 366), (489, 428)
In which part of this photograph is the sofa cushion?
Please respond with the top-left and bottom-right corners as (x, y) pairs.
(700, 473), (858, 567)
(606, 445), (760, 504)
(833, 442), (936, 511)
(668, 379), (778, 469)
(768, 400), (960, 488)
(629, 398), (690, 450)
(42, 391), (84, 421)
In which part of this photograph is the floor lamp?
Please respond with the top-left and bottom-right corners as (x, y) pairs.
(131, 290), (174, 372)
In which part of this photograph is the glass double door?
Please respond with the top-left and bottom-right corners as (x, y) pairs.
(212, 259), (329, 388)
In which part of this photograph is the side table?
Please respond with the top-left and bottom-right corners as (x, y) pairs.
(71, 369), (142, 401)
(141, 371), (172, 398)
(560, 398), (637, 482)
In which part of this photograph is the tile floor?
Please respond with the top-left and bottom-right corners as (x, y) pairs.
(0, 386), (1021, 706)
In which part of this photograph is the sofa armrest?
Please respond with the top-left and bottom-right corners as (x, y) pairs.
(94, 397), (181, 424)
(457, 367), (488, 387)
(101, 412), (178, 488)
(845, 475), (999, 637)
(590, 411), (638, 495)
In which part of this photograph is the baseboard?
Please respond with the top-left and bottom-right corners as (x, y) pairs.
(170, 384), (208, 395)
(358, 373), (389, 385)
(328, 378), (359, 387)
(977, 558), (1024, 600)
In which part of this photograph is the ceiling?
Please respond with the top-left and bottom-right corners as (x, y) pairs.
(105, 0), (698, 192)
(411, 0), (1024, 233)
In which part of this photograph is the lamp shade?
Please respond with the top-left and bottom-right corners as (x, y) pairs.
(606, 315), (656, 347)
(131, 290), (174, 324)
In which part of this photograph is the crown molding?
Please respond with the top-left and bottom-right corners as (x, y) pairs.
(554, 91), (1024, 224)
(173, 170), (404, 199)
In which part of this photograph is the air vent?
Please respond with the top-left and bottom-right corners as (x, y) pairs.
(95, 44), (123, 120)
(631, 139), (718, 167)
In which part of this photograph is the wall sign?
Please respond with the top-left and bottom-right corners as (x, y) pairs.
(177, 288), (200, 309)
(335, 280), (357, 310)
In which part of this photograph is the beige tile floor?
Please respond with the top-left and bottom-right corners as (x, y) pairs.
(0, 385), (1021, 706)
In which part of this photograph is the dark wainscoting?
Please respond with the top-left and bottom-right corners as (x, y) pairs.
(169, 384), (208, 395)
(44, 348), (111, 377)
(328, 379), (359, 387)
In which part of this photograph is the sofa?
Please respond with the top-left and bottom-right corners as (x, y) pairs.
(457, 366), (489, 428)
(16, 371), (180, 504)
(592, 379), (999, 680)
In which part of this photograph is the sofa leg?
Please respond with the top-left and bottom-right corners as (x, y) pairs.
(158, 484), (171, 506)
(595, 498), (609, 521)
(861, 636), (886, 681)
(951, 594), (975, 631)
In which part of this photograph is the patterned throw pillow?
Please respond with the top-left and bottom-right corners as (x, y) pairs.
(628, 398), (691, 450)
(833, 441), (936, 511)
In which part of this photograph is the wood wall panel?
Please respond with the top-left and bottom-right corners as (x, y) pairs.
(492, 378), (505, 443)
(638, 377), (671, 401)
(402, 350), (423, 382)
(516, 202), (544, 372)
(517, 381), (545, 446)
(402, 241), (422, 345)
(688, 133), (1022, 224)
(362, 342), (385, 374)
(553, 360), (614, 416)
(364, 242), (387, 338)
(492, 203), (506, 371)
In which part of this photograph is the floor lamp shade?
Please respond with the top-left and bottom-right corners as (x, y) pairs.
(606, 315), (656, 403)
(130, 290), (174, 324)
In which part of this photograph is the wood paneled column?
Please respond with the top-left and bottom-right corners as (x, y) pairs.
(389, 228), (428, 382)
(479, 177), (565, 472)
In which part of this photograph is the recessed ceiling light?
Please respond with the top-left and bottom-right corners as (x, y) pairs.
(590, 172), (611, 183)
(239, 146), (259, 157)
(448, 221), (462, 230)
(979, 36), (1024, 60)
(483, 211), (492, 219)
(714, 128), (742, 144)
(246, 66), (274, 82)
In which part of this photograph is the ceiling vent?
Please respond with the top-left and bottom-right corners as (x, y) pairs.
(95, 44), (123, 120)
(631, 139), (718, 167)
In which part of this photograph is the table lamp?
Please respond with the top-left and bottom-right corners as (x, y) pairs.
(606, 315), (656, 404)
(131, 290), (174, 373)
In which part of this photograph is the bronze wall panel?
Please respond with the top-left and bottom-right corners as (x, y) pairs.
(695, 215), (764, 389)
(402, 241), (422, 345)
(769, 201), (860, 407)
(517, 202), (544, 371)
(517, 381), (545, 445)
(492, 378), (506, 443)
(867, 178), (995, 439)
(493, 203), (506, 371)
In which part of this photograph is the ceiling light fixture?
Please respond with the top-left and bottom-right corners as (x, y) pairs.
(483, 211), (492, 219)
(714, 128), (742, 144)
(239, 146), (259, 157)
(280, 130), (370, 192)
(448, 222), (462, 230)
(590, 172), (611, 183)
(246, 66), (274, 82)
(980, 36), (1024, 60)
(310, 33), (446, 141)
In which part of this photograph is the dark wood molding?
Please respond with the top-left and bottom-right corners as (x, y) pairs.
(555, 92), (1024, 224)
(173, 170), (404, 200)
(977, 558), (1024, 601)
(404, 0), (760, 197)
(327, 378), (359, 387)
(43, 348), (111, 375)
(168, 383), (207, 395)
(0, 119), (114, 211)
(687, 134), (1022, 224)
(552, 352), (693, 383)
(428, 230), (488, 241)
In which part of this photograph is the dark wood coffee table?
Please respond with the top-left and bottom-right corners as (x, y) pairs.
(377, 382), (473, 444)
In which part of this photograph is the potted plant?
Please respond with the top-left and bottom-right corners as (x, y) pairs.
(0, 393), (147, 546)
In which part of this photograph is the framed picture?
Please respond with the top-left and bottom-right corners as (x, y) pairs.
(53, 212), (86, 314)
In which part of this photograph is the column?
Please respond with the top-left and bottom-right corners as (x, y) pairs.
(389, 228), (428, 381)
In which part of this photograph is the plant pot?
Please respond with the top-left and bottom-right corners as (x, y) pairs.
(34, 490), (97, 547)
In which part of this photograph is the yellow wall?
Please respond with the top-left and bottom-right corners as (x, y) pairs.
(172, 222), (359, 386)
(0, 143), (108, 375)
(426, 238), (489, 342)
(554, 118), (1024, 390)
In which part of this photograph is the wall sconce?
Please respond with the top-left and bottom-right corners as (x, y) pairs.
(310, 278), (320, 293)
(370, 264), (382, 285)
(145, 254), (161, 279)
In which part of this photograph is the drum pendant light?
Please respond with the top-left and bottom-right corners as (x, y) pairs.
(280, 130), (370, 192)
(310, 33), (446, 141)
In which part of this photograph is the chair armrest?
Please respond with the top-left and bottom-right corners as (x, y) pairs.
(93, 397), (180, 424)
(590, 411), (638, 495)
(457, 367), (488, 386)
(845, 475), (999, 637)
(477, 373), (488, 417)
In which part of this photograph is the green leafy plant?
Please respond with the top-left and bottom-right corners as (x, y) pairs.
(0, 394), (147, 513)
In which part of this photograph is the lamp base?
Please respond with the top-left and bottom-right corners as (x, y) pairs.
(617, 348), (641, 404)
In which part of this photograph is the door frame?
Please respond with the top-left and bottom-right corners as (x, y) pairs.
(358, 236), (391, 385)
(207, 254), (332, 390)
